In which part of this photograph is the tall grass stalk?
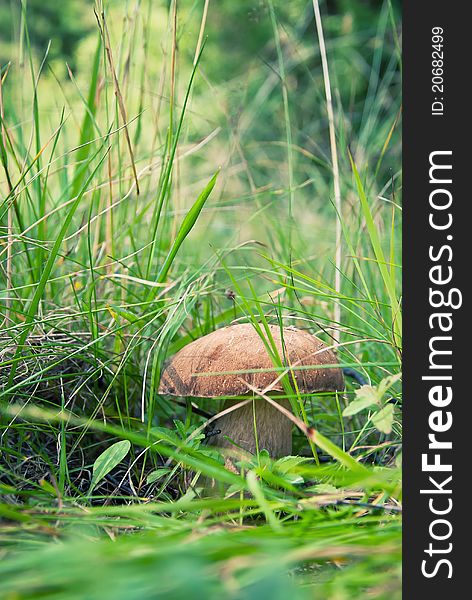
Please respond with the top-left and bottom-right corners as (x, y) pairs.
(312, 0), (342, 343)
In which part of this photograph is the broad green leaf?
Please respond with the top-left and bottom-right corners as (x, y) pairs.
(146, 468), (171, 485)
(90, 440), (131, 493)
(274, 456), (312, 473)
(343, 385), (380, 416)
(372, 404), (395, 434)
(343, 373), (402, 417)
(377, 372), (402, 398)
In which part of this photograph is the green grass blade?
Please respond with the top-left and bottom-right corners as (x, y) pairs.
(153, 169), (219, 288)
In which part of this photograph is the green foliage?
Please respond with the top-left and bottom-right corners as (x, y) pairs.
(0, 0), (402, 597)
(0, 0), (94, 67)
(343, 374), (401, 434)
(90, 439), (131, 493)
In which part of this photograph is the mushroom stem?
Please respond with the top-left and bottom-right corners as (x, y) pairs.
(210, 397), (293, 458)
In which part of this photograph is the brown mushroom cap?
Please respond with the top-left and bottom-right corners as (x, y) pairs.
(159, 323), (344, 398)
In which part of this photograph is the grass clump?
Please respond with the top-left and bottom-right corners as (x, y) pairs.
(1, 1), (401, 598)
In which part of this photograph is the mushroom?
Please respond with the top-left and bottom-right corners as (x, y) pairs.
(159, 323), (344, 461)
